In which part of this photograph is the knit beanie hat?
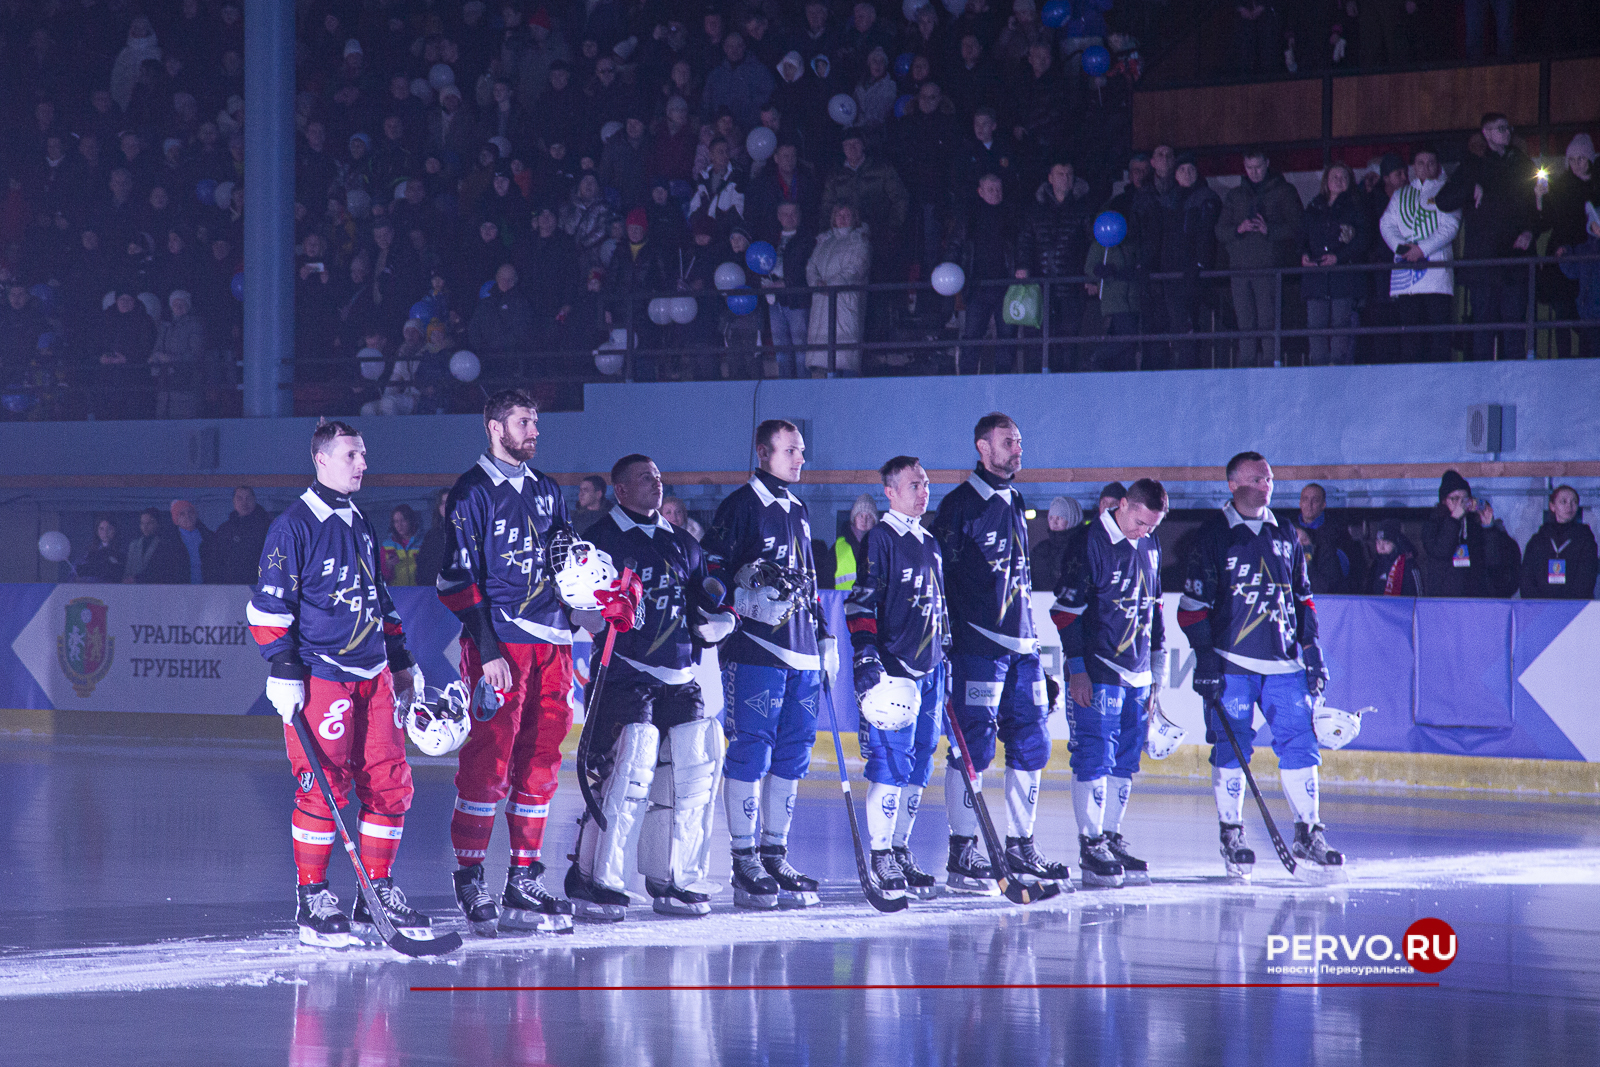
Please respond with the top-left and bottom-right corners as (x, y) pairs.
(1438, 469), (1471, 501)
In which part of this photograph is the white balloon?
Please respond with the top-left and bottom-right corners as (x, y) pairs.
(714, 262), (745, 291)
(745, 126), (777, 162)
(930, 261), (966, 296)
(828, 93), (857, 127)
(449, 349), (481, 382)
(595, 350), (625, 375)
(669, 296), (698, 324)
(647, 298), (673, 326)
(214, 180), (235, 209)
(38, 531), (70, 563)
(357, 347), (385, 380)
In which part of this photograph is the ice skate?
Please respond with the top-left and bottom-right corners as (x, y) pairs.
(1103, 832), (1150, 886)
(350, 877), (433, 940)
(945, 834), (1000, 895)
(564, 863), (629, 923)
(1005, 835), (1072, 888)
(1078, 835), (1126, 889)
(893, 845), (940, 899)
(1220, 823), (1256, 883)
(869, 849), (908, 897)
(452, 863), (500, 937)
(760, 844), (821, 907)
(731, 847), (780, 909)
(296, 881), (359, 948)
(499, 862), (574, 932)
(646, 877), (712, 917)
(1291, 823), (1349, 885)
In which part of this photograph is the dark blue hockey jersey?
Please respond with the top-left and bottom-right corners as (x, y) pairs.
(843, 509), (947, 677)
(1050, 508), (1165, 687)
(702, 473), (823, 671)
(248, 486), (414, 683)
(585, 505), (724, 684)
(1178, 502), (1319, 675)
(437, 454), (574, 655)
(930, 469), (1037, 658)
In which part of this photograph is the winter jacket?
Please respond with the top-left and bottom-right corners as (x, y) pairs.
(806, 225), (870, 372)
(152, 314), (204, 363)
(1420, 508), (1491, 597)
(765, 227), (818, 311)
(125, 531), (189, 584)
(1161, 181), (1222, 273)
(1520, 519), (1599, 600)
(1482, 523), (1522, 598)
(892, 109), (963, 206)
(1558, 236), (1600, 320)
(1365, 536), (1422, 596)
(381, 530), (425, 586)
(946, 198), (1017, 281)
(853, 75), (898, 129)
(214, 506), (272, 586)
(467, 285), (537, 354)
(703, 56), (777, 130)
(1435, 144), (1538, 261)
(820, 157), (908, 236)
(1300, 191), (1371, 300)
(1086, 239), (1140, 317)
(1379, 177), (1461, 298)
(1216, 171), (1304, 269)
(558, 194), (615, 274)
(687, 162), (747, 225)
(1017, 181), (1093, 279)
(1290, 513), (1353, 594)
(79, 540), (126, 583)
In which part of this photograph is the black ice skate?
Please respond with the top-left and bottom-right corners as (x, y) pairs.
(892, 845), (940, 899)
(946, 834), (1000, 895)
(760, 844), (821, 907)
(564, 863), (630, 923)
(296, 881), (359, 948)
(499, 862), (575, 933)
(1291, 823), (1349, 885)
(1219, 822), (1256, 883)
(1103, 832), (1151, 886)
(1005, 836), (1072, 887)
(646, 877), (712, 918)
(452, 863), (500, 937)
(350, 877), (433, 940)
(731, 847), (780, 909)
(869, 849), (908, 896)
(1078, 835), (1126, 889)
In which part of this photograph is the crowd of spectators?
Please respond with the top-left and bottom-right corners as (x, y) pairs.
(0, 2), (1594, 421)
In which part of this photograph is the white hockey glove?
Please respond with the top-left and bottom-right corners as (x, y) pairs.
(1149, 648), (1167, 698)
(266, 676), (306, 725)
(693, 606), (736, 644)
(819, 636), (839, 680)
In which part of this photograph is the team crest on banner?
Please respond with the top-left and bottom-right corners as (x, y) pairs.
(57, 597), (114, 697)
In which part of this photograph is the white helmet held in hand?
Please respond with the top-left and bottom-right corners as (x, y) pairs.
(1314, 700), (1375, 750)
(550, 531), (619, 610)
(1145, 695), (1187, 760)
(858, 675), (919, 731)
(732, 560), (808, 627)
(405, 682), (472, 756)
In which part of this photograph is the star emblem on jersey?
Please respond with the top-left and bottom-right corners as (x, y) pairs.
(264, 547), (287, 572)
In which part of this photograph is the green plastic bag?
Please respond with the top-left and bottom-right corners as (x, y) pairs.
(1001, 283), (1041, 328)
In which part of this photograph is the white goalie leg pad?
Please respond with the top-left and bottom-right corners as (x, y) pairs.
(1104, 776), (1133, 835)
(589, 722), (660, 892)
(1213, 765), (1246, 825)
(1072, 777), (1107, 838)
(864, 782), (900, 852)
(640, 719), (725, 888)
(759, 774), (799, 847)
(1279, 765), (1321, 826)
(946, 765), (979, 837)
(1004, 768), (1041, 838)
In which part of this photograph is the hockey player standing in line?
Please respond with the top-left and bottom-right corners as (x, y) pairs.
(1052, 479), (1169, 888)
(932, 412), (1070, 892)
(1178, 452), (1342, 880)
(566, 454), (737, 920)
(250, 421), (428, 947)
(703, 419), (838, 908)
(436, 388), (638, 934)
(843, 456), (949, 899)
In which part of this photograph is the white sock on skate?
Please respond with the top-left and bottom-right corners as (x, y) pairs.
(893, 785), (923, 848)
(1104, 776), (1133, 834)
(946, 765), (979, 837)
(1072, 777), (1107, 838)
(1004, 768), (1041, 838)
(1213, 765), (1246, 825)
(760, 774), (799, 847)
(1279, 765), (1321, 825)
(725, 777), (760, 851)
(864, 782), (899, 851)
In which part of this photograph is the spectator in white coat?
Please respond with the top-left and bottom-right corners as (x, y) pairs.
(1379, 147), (1461, 363)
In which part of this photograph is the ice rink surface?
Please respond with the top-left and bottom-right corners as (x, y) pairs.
(3, 731), (1598, 1066)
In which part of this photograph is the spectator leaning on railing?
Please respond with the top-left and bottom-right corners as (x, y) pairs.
(1216, 148), (1304, 368)
(1378, 147), (1460, 364)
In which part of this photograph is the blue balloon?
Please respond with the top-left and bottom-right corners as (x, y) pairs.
(893, 93), (914, 118)
(745, 241), (777, 275)
(894, 52), (914, 79)
(726, 291), (758, 316)
(1093, 210), (1127, 248)
(409, 299), (434, 322)
(1083, 44), (1111, 76)
(479, 280), (494, 299)
(196, 179), (218, 205)
(1041, 0), (1070, 28)
(230, 272), (245, 301)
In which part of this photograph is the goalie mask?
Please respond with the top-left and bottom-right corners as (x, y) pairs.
(1313, 701), (1375, 750)
(857, 674), (919, 732)
(405, 682), (472, 756)
(550, 532), (619, 610)
(1144, 695), (1187, 760)
(732, 560), (810, 628)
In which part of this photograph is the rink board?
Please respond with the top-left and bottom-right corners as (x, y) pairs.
(0, 583), (1594, 763)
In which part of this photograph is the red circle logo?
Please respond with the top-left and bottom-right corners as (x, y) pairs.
(1404, 917), (1458, 974)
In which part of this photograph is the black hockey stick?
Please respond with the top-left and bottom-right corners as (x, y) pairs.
(821, 671), (909, 913)
(944, 701), (1059, 905)
(574, 621), (619, 831)
(289, 710), (462, 957)
(1208, 697), (1298, 875)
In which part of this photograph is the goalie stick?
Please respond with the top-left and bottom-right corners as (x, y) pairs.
(289, 709), (462, 957)
(820, 670), (909, 913)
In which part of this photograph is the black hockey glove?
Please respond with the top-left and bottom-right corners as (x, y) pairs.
(1302, 643), (1330, 698)
(1045, 673), (1061, 712)
(853, 650), (883, 698)
(1192, 648), (1223, 704)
